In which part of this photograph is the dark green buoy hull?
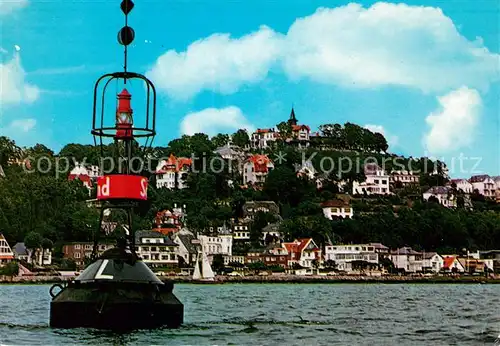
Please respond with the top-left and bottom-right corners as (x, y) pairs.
(49, 252), (183, 329)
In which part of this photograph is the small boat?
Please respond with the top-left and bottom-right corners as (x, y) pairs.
(192, 248), (215, 282)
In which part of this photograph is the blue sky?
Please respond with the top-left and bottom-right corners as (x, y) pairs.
(1, 0), (499, 177)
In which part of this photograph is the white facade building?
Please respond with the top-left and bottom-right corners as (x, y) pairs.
(243, 154), (274, 185)
(251, 129), (278, 149)
(423, 186), (457, 208)
(232, 224), (250, 241)
(135, 230), (178, 267)
(390, 170), (420, 186)
(198, 234), (233, 257)
(321, 199), (353, 219)
(352, 163), (391, 195)
(324, 244), (379, 272)
(390, 247), (423, 273)
(155, 154), (192, 189)
(447, 179), (474, 194)
(68, 162), (100, 191)
(422, 252), (444, 273)
(469, 175), (497, 198)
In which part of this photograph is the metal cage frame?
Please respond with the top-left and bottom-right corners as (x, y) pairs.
(91, 72), (157, 150)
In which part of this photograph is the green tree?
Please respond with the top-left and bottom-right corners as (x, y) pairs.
(231, 129), (250, 148)
(24, 232), (43, 264)
(211, 133), (230, 148)
(211, 254), (225, 274)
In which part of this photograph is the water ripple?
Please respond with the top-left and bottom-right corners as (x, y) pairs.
(0, 283), (499, 345)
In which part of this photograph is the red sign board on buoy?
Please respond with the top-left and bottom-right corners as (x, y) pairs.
(97, 175), (148, 200)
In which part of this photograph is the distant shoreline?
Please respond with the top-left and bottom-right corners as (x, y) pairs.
(0, 274), (497, 285)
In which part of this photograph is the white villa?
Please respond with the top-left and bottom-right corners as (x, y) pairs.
(321, 199), (353, 219)
(423, 186), (457, 208)
(251, 129), (278, 150)
(422, 252), (444, 273)
(283, 238), (322, 268)
(352, 163), (391, 195)
(198, 234), (233, 257)
(469, 175), (497, 199)
(155, 154), (192, 190)
(242, 154), (274, 185)
(389, 247), (423, 273)
(447, 179), (474, 194)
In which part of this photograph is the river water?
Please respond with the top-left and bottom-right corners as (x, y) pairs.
(0, 283), (499, 345)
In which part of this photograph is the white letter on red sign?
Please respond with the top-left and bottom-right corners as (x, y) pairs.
(101, 176), (110, 196)
(140, 177), (147, 198)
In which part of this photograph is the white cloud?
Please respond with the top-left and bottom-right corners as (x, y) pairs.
(423, 87), (482, 154)
(0, 0), (27, 16)
(147, 2), (499, 100)
(0, 53), (40, 109)
(282, 3), (499, 93)
(146, 26), (283, 100)
(180, 106), (254, 136)
(8, 118), (36, 132)
(364, 124), (399, 147)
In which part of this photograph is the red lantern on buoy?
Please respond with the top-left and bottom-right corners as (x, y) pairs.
(115, 88), (133, 139)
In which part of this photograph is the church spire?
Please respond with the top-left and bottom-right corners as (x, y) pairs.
(288, 106), (298, 126)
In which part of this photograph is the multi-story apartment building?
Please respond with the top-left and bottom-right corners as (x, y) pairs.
(324, 243), (379, 272)
(135, 230), (178, 268)
(390, 170), (420, 187)
(352, 163), (391, 195)
(63, 242), (114, 268)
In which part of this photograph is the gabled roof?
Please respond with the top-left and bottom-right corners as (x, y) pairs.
(442, 256), (458, 269)
(469, 175), (491, 183)
(283, 238), (320, 255)
(422, 252), (440, 260)
(291, 124), (310, 131)
(155, 154), (192, 173)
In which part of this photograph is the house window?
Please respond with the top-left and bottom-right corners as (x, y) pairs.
(330, 208), (338, 213)
(74, 252), (81, 258)
(344, 208), (351, 213)
(75, 244), (81, 250)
